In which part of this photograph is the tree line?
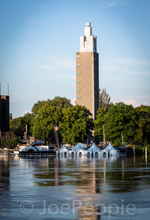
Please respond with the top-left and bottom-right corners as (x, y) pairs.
(94, 103), (150, 146)
(8, 91), (150, 146)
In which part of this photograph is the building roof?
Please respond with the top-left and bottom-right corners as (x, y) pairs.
(87, 143), (101, 152)
(57, 145), (69, 152)
(102, 143), (118, 151)
(71, 143), (86, 151)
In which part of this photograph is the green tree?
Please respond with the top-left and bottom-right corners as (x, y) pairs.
(104, 103), (138, 144)
(134, 110), (150, 145)
(99, 88), (112, 109)
(94, 108), (108, 141)
(9, 113), (12, 120)
(113, 138), (122, 147)
(59, 105), (93, 144)
(2, 130), (19, 147)
(135, 105), (150, 113)
(51, 96), (73, 109)
(32, 105), (62, 142)
(9, 113), (33, 132)
(31, 96), (72, 116)
(31, 100), (48, 116)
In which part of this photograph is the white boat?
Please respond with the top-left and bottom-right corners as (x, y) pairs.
(13, 145), (50, 156)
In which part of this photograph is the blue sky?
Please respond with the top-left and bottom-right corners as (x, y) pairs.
(0, 0), (150, 118)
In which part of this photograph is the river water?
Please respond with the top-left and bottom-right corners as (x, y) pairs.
(0, 155), (150, 220)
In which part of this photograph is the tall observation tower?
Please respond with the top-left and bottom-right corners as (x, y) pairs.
(76, 22), (99, 120)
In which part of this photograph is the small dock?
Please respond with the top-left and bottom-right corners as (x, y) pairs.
(18, 151), (56, 157)
(0, 148), (56, 157)
(0, 148), (14, 156)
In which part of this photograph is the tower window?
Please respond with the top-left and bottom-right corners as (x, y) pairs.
(77, 64), (80, 66)
(77, 55), (80, 58)
(77, 80), (81, 83)
(77, 97), (81, 99)
(77, 72), (81, 74)
(77, 88), (81, 91)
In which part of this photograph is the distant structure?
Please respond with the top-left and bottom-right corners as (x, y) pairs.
(0, 95), (9, 132)
(76, 23), (99, 120)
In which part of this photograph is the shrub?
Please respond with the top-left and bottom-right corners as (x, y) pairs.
(4, 137), (19, 147)
(145, 145), (150, 154)
(114, 138), (122, 147)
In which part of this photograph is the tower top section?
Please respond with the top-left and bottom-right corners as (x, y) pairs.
(80, 23), (97, 52)
(85, 22), (91, 26)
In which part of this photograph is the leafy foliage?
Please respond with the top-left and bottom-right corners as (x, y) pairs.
(59, 105), (94, 144)
(135, 105), (150, 113)
(94, 108), (108, 141)
(4, 137), (19, 147)
(51, 96), (73, 109)
(134, 107), (150, 145)
(113, 138), (122, 147)
(99, 88), (112, 109)
(9, 91), (150, 147)
(9, 113), (34, 132)
(32, 104), (93, 144)
(2, 130), (19, 147)
(146, 145), (150, 154)
(32, 105), (62, 142)
(104, 103), (138, 144)
(31, 100), (48, 116)
(31, 96), (72, 116)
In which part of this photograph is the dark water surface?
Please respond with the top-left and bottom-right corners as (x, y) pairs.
(0, 155), (150, 219)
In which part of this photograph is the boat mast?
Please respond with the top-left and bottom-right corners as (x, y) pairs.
(122, 134), (124, 145)
(103, 125), (105, 145)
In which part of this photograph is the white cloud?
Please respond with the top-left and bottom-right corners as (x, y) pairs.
(40, 64), (58, 70)
(55, 73), (75, 79)
(114, 57), (150, 65)
(144, 101), (148, 105)
(101, 0), (126, 8)
(99, 66), (150, 75)
(71, 98), (76, 106)
(35, 72), (75, 80)
(100, 57), (150, 66)
(39, 58), (75, 71)
(99, 57), (150, 75)
(122, 69), (150, 75)
(105, 2), (118, 8)
(100, 65), (118, 72)
(122, 99), (149, 107)
(20, 109), (31, 117)
(52, 59), (75, 69)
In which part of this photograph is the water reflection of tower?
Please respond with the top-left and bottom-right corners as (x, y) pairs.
(55, 157), (102, 219)
(54, 157), (59, 186)
(76, 158), (101, 220)
(0, 157), (10, 195)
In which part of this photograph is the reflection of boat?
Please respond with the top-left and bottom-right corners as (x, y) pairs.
(117, 145), (128, 156)
(14, 150), (19, 156)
